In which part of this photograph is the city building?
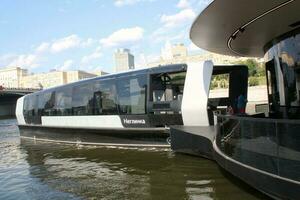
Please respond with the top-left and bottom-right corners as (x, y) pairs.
(114, 48), (135, 72)
(147, 43), (263, 68)
(161, 43), (187, 61)
(20, 70), (67, 89)
(20, 70), (98, 89)
(66, 70), (97, 83)
(92, 70), (109, 76)
(0, 67), (28, 88)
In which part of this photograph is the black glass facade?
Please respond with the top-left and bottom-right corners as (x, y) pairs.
(265, 28), (300, 119)
(215, 28), (300, 184)
(216, 115), (300, 182)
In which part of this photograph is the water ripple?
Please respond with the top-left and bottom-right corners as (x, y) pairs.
(0, 119), (268, 200)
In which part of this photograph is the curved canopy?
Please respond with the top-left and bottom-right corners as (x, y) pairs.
(190, 0), (300, 57)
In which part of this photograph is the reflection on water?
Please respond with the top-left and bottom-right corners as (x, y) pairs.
(0, 119), (268, 199)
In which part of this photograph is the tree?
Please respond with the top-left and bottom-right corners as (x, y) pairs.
(248, 77), (259, 86)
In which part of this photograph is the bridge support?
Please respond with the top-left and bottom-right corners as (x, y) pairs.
(0, 102), (16, 117)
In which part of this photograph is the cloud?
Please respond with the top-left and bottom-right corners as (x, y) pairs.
(6, 54), (40, 69)
(51, 34), (81, 53)
(81, 47), (102, 64)
(36, 42), (50, 53)
(35, 35), (95, 54)
(100, 27), (144, 47)
(177, 0), (190, 9)
(188, 42), (200, 51)
(198, 0), (213, 7)
(160, 9), (196, 28)
(81, 38), (95, 47)
(59, 59), (74, 71)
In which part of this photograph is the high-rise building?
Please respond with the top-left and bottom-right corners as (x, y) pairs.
(114, 48), (135, 72)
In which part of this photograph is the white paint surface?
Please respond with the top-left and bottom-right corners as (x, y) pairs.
(15, 96), (26, 125)
(181, 61), (213, 126)
(41, 115), (123, 128)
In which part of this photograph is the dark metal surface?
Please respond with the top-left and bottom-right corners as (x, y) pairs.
(170, 125), (215, 159)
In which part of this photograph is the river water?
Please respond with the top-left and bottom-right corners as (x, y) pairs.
(0, 118), (269, 200)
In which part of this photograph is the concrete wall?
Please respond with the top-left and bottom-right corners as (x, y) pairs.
(0, 103), (16, 117)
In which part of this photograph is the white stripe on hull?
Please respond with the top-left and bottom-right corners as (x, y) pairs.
(41, 115), (123, 128)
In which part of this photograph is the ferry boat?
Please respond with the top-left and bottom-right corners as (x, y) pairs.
(16, 62), (247, 147)
(186, 0), (300, 199)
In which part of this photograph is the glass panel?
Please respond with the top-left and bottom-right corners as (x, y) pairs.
(277, 122), (300, 182)
(209, 74), (229, 98)
(38, 94), (44, 117)
(116, 75), (147, 114)
(93, 80), (118, 115)
(217, 116), (279, 175)
(23, 95), (37, 123)
(265, 29), (300, 118)
(151, 72), (186, 102)
(43, 92), (56, 116)
(150, 71), (185, 114)
(72, 84), (93, 115)
(55, 87), (72, 116)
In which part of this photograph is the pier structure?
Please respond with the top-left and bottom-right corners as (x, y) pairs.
(0, 88), (39, 117)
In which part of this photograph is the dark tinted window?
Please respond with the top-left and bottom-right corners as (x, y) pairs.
(43, 91), (56, 116)
(116, 75), (147, 114)
(265, 29), (300, 118)
(93, 79), (118, 115)
(23, 95), (36, 124)
(55, 87), (72, 115)
(72, 84), (93, 115)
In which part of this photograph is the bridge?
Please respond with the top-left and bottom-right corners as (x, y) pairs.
(0, 88), (40, 117)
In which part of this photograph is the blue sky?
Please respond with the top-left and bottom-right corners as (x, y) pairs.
(0, 0), (212, 73)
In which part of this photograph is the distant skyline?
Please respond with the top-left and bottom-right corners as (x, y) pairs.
(0, 0), (212, 73)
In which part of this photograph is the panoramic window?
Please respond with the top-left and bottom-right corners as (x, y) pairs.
(43, 91), (55, 116)
(72, 84), (94, 115)
(93, 79), (118, 115)
(116, 74), (147, 114)
(55, 87), (72, 116)
(23, 95), (36, 123)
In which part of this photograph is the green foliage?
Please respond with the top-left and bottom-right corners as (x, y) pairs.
(233, 58), (265, 77)
(233, 58), (267, 87)
(248, 76), (259, 86)
(210, 58), (267, 90)
(210, 74), (229, 89)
